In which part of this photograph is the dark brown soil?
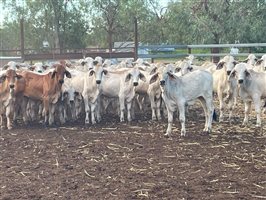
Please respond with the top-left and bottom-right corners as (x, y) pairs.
(0, 102), (265, 200)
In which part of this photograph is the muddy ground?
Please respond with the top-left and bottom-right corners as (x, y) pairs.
(0, 101), (265, 200)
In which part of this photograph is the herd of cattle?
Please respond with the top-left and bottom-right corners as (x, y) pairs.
(1, 53), (266, 136)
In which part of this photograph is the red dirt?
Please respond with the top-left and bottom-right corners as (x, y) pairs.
(0, 102), (265, 200)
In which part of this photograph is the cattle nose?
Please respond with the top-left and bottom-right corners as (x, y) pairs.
(227, 71), (231, 76)
(96, 80), (101, 84)
(70, 100), (74, 104)
(160, 80), (165, 86)
(133, 82), (138, 86)
(59, 79), (64, 84)
(9, 84), (14, 89)
(38, 70), (42, 73)
(238, 79), (243, 84)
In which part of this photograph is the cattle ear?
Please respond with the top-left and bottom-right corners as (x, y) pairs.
(139, 72), (146, 82)
(175, 67), (181, 73)
(245, 70), (251, 77)
(216, 61), (225, 69)
(228, 70), (236, 79)
(138, 66), (145, 71)
(149, 72), (159, 84)
(16, 75), (22, 79)
(3, 65), (9, 70)
(103, 69), (108, 75)
(256, 59), (263, 65)
(29, 66), (35, 71)
(0, 75), (6, 83)
(233, 61), (238, 66)
(81, 61), (86, 66)
(125, 73), (132, 82)
(149, 67), (157, 75)
(43, 65), (49, 70)
(167, 71), (176, 79)
(65, 71), (71, 78)
(51, 71), (57, 79)
(89, 70), (94, 76)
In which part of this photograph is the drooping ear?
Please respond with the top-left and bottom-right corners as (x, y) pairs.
(81, 61), (87, 66)
(233, 61), (238, 66)
(3, 65), (9, 70)
(125, 73), (132, 82)
(139, 72), (146, 82)
(0, 75), (6, 83)
(149, 72), (159, 84)
(228, 69), (236, 79)
(51, 71), (57, 79)
(43, 65), (49, 70)
(138, 66), (145, 71)
(167, 71), (176, 79)
(175, 67), (181, 73)
(103, 69), (108, 75)
(245, 70), (251, 78)
(149, 67), (157, 75)
(89, 70), (94, 76)
(216, 61), (225, 70)
(16, 75), (23, 79)
(29, 66), (35, 71)
(65, 70), (71, 78)
(255, 59), (263, 65)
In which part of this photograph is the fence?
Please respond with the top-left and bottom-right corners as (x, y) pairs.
(138, 43), (266, 62)
(1, 43), (266, 65)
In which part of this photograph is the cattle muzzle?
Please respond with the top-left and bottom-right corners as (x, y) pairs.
(70, 100), (74, 104)
(96, 80), (101, 84)
(133, 82), (138, 86)
(227, 71), (231, 76)
(238, 79), (244, 84)
(160, 80), (165, 86)
(9, 84), (15, 89)
(59, 79), (64, 84)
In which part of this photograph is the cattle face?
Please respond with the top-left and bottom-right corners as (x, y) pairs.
(88, 64), (108, 85)
(51, 64), (71, 84)
(0, 69), (22, 91)
(125, 68), (146, 87)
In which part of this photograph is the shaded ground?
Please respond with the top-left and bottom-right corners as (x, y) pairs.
(0, 102), (266, 200)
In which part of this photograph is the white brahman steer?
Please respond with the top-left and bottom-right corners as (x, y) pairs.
(253, 54), (266, 72)
(211, 55), (237, 122)
(149, 68), (214, 137)
(229, 63), (266, 127)
(83, 64), (107, 124)
(100, 67), (146, 122)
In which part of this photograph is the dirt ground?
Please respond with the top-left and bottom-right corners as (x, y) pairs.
(0, 101), (266, 200)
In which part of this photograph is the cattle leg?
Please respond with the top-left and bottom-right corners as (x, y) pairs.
(149, 93), (157, 121)
(43, 99), (50, 126)
(165, 108), (174, 137)
(156, 98), (162, 120)
(243, 101), (252, 126)
(91, 102), (97, 124)
(49, 103), (56, 126)
(178, 105), (186, 136)
(119, 97), (125, 122)
(253, 97), (262, 127)
(6, 104), (14, 130)
(202, 97), (214, 133)
(84, 99), (91, 124)
(217, 89), (224, 122)
(126, 100), (132, 122)
(0, 114), (7, 129)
